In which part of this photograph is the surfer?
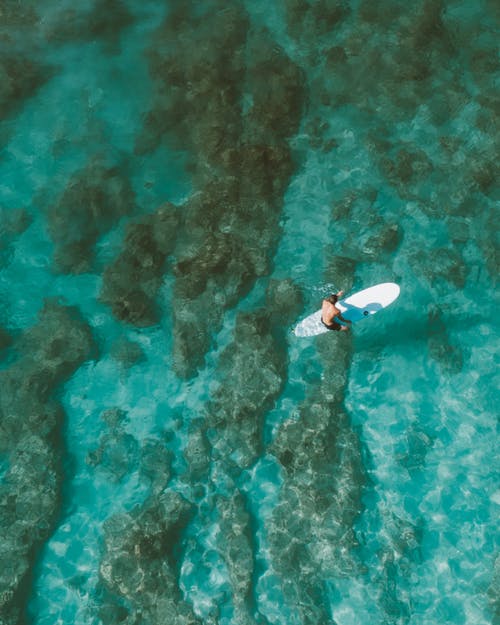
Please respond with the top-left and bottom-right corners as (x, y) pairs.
(321, 291), (351, 332)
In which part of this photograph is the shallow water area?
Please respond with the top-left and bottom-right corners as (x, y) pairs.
(1, 1), (498, 625)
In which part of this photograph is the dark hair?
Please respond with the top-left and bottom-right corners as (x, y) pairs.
(327, 293), (338, 304)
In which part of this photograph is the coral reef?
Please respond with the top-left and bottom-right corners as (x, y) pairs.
(100, 203), (179, 325)
(372, 513), (424, 623)
(427, 305), (463, 374)
(0, 208), (32, 267)
(127, 0), (306, 377)
(285, 0), (351, 46)
(86, 409), (140, 483)
(0, 300), (96, 625)
(318, 0), (459, 120)
(206, 280), (303, 473)
(248, 254), (363, 623)
(331, 190), (403, 263)
(46, 157), (136, 273)
(267, 333), (365, 623)
(139, 438), (173, 496)
(214, 492), (255, 622)
(0, 56), (54, 123)
(92, 272), (297, 623)
(0, 2), (39, 31)
(182, 425), (210, 483)
(44, 0), (134, 52)
(98, 490), (200, 625)
(290, 0), (498, 240)
(109, 336), (145, 369)
(0, 4), (55, 142)
(410, 246), (467, 290)
(376, 142), (434, 200)
(206, 310), (287, 469)
(170, 173), (294, 377)
(135, 3), (250, 161)
(0, 326), (12, 353)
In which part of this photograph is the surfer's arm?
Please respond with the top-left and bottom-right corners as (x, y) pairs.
(337, 314), (351, 323)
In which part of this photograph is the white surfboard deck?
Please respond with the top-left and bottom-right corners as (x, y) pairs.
(294, 282), (400, 337)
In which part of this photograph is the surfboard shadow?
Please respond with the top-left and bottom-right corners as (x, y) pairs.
(341, 301), (383, 323)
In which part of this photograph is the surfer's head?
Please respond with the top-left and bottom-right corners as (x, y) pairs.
(327, 293), (338, 304)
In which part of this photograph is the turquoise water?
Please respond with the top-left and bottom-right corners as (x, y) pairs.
(1, 1), (498, 624)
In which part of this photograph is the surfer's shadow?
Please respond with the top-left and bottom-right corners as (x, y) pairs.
(342, 301), (383, 322)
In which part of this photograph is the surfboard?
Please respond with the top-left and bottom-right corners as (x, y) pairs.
(294, 282), (400, 337)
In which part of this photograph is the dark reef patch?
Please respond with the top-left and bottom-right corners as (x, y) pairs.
(399, 424), (434, 477)
(135, 3), (250, 162)
(285, 0), (351, 48)
(45, 157), (136, 274)
(100, 203), (180, 326)
(206, 310), (287, 468)
(0, 207), (32, 268)
(102, 3), (303, 368)
(98, 491), (200, 625)
(182, 425), (210, 483)
(0, 3), (56, 143)
(86, 409), (173, 492)
(206, 279), (303, 473)
(268, 336), (365, 623)
(297, 0), (495, 180)
(427, 305), (463, 375)
(374, 513), (424, 623)
(258, 257), (364, 623)
(170, 174), (294, 377)
(214, 492), (255, 621)
(0, 56), (54, 123)
(295, 0), (500, 255)
(0, 326), (13, 353)
(109, 337), (145, 369)
(377, 144), (434, 199)
(410, 246), (467, 290)
(330, 189), (403, 263)
(86, 409), (140, 483)
(139, 437), (173, 495)
(244, 33), (305, 143)
(0, 300), (96, 625)
(126, 0), (306, 377)
(44, 0), (135, 52)
(487, 557), (500, 625)
(0, 2), (39, 32)
(163, 279), (303, 621)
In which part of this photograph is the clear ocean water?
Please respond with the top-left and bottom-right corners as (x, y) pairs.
(0, 1), (498, 625)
